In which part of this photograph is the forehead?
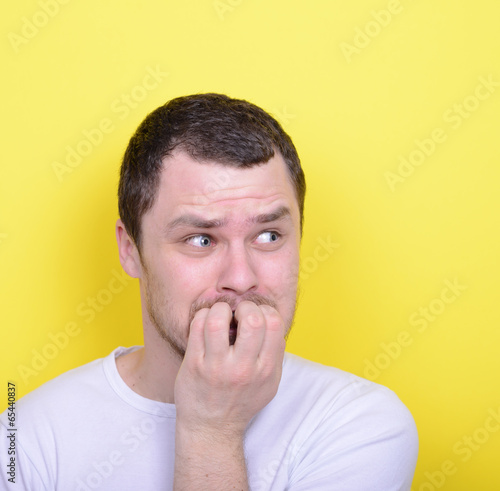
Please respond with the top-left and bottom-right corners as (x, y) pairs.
(149, 150), (299, 224)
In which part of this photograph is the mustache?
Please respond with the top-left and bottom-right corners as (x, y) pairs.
(188, 293), (278, 326)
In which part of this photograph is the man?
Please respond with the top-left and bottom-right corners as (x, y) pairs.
(1, 93), (418, 490)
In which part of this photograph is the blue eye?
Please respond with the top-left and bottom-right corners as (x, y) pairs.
(187, 235), (213, 248)
(256, 231), (280, 244)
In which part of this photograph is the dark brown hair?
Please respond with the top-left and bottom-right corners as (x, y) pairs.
(118, 93), (305, 251)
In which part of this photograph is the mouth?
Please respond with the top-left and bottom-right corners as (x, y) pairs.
(229, 311), (237, 345)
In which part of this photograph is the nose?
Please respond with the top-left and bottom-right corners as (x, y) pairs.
(216, 243), (258, 296)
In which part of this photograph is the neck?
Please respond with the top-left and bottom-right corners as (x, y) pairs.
(116, 329), (181, 404)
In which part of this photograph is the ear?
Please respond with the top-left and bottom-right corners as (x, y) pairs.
(116, 219), (142, 278)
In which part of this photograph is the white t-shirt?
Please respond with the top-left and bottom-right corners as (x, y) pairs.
(0, 347), (418, 490)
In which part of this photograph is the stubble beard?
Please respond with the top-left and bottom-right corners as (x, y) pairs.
(143, 265), (187, 359)
(143, 267), (299, 361)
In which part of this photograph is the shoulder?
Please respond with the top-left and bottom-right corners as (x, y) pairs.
(282, 351), (409, 402)
(1, 348), (124, 431)
(21, 354), (106, 406)
(281, 351), (417, 433)
(275, 353), (418, 489)
(0, 348), (132, 488)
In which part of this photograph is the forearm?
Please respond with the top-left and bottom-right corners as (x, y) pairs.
(173, 423), (249, 491)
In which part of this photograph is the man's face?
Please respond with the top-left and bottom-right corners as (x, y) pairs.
(137, 150), (301, 358)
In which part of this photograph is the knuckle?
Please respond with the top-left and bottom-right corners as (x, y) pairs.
(259, 361), (275, 380)
(231, 364), (253, 386)
(245, 312), (263, 329)
(265, 312), (283, 331)
(205, 367), (224, 387)
(205, 316), (225, 333)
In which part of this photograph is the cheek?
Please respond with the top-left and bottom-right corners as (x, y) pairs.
(259, 253), (299, 296)
(282, 265), (300, 299)
(169, 258), (216, 297)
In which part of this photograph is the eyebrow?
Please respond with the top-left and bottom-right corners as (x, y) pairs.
(164, 205), (292, 235)
(251, 205), (291, 225)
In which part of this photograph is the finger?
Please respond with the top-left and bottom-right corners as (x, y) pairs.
(204, 302), (232, 362)
(233, 301), (266, 361)
(184, 307), (210, 361)
(256, 305), (286, 366)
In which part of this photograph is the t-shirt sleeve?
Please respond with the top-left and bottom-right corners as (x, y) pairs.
(286, 384), (418, 491)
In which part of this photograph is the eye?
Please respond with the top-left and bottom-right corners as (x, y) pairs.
(186, 234), (213, 248)
(255, 231), (281, 244)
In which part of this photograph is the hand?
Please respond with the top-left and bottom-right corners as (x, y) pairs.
(174, 300), (286, 439)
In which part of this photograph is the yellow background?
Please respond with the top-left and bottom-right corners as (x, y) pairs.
(1, 1), (499, 489)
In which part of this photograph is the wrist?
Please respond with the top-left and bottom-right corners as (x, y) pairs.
(175, 418), (246, 447)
